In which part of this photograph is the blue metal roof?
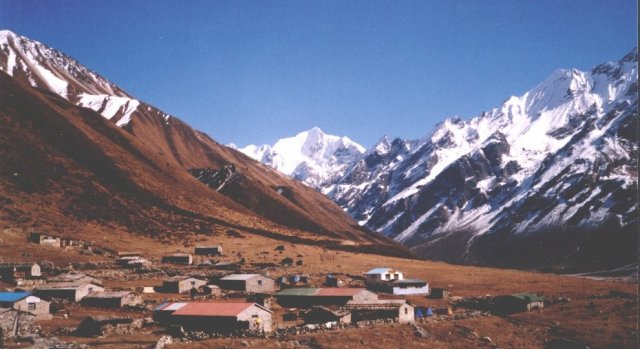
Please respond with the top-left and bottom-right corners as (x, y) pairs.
(0, 292), (31, 302)
(365, 268), (392, 274)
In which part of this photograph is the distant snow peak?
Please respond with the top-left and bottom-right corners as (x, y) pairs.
(236, 127), (365, 188)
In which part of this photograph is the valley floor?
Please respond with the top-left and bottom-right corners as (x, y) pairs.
(0, 225), (637, 349)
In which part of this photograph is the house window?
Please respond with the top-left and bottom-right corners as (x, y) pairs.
(28, 303), (36, 310)
(191, 281), (196, 286)
(257, 280), (263, 286)
(88, 287), (94, 292)
(385, 274), (390, 280)
(404, 308), (408, 315)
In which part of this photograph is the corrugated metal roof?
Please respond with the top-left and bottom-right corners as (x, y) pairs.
(393, 278), (427, 285)
(154, 302), (188, 312)
(171, 302), (255, 317)
(276, 288), (368, 297)
(36, 280), (102, 290)
(345, 299), (408, 309)
(153, 302), (169, 311)
(0, 292), (30, 302)
(84, 291), (132, 299)
(276, 288), (319, 296)
(365, 268), (393, 274)
(164, 276), (200, 282)
(220, 274), (260, 281)
(314, 288), (368, 296)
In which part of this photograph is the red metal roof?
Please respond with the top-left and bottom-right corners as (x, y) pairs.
(171, 302), (255, 317)
(314, 288), (367, 296)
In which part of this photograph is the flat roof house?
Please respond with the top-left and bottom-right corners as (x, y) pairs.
(0, 292), (51, 319)
(391, 279), (430, 295)
(365, 268), (428, 295)
(158, 302), (273, 333)
(162, 276), (207, 294)
(81, 291), (142, 308)
(276, 288), (378, 308)
(194, 246), (223, 256)
(162, 253), (193, 265)
(365, 268), (404, 288)
(35, 279), (104, 302)
(218, 274), (275, 294)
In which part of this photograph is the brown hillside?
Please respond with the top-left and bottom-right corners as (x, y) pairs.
(0, 72), (408, 257)
(121, 105), (381, 241)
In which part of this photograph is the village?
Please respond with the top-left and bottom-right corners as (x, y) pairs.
(0, 231), (561, 348)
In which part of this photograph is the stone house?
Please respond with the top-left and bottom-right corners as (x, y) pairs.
(81, 291), (142, 308)
(0, 263), (41, 281)
(276, 288), (378, 308)
(162, 276), (207, 294)
(75, 316), (135, 337)
(165, 302), (273, 333)
(346, 299), (415, 323)
(28, 232), (61, 247)
(0, 292), (50, 319)
(429, 288), (449, 299)
(303, 306), (352, 325)
(495, 293), (544, 314)
(35, 279), (104, 302)
(117, 251), (142, 258)
(194, 246), (223, 256)
(218, 274), (275, 294)
(161, 253), (193, 265)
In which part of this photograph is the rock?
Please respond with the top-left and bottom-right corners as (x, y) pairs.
(153, 335), (172, 349)
(413, 324), (429, 339)
(240, 340), (250, 347)
(482, 336), (493, 343)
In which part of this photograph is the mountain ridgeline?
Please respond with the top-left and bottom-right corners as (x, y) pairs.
(0, 29), (408, 256)
(0, 29), (636, 271)
(238, 49), (639, 272)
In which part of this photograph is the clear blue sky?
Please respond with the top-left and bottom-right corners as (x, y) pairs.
(1, 0), (637, 148)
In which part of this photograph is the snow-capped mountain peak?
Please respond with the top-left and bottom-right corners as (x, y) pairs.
(0, 29), (143, 127)
(235, 127), (365, 189)
(325, 48), (637, 268)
